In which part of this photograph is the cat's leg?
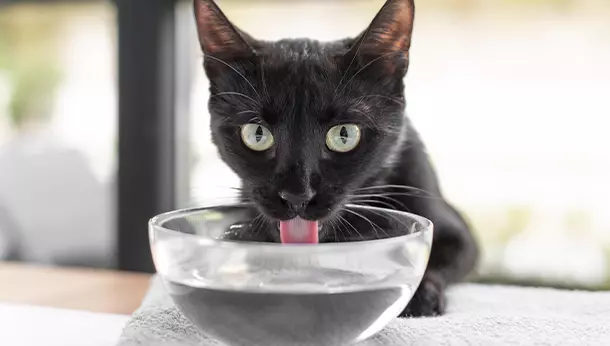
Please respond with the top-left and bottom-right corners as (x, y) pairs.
(382, 133), (479, 317)
(399, 199), (479, 317)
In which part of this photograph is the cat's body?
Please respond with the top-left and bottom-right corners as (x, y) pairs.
(194, 0), (478, 317)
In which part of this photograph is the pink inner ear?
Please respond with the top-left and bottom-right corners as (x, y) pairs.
(360, 0), (415, 54)
(194, 0), (252, 56)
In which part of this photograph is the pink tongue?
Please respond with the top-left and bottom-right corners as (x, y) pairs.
(279, 217), (319, 244)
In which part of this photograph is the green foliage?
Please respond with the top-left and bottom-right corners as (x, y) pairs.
(468, 205), (533, 247)
(563, 209), (593, 236)
(8, 66), (61, 128)
(502, 206), (533, 238)
(0, 4), (63, 130)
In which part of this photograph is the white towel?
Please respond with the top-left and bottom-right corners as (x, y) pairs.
(117, 276), (610, 345)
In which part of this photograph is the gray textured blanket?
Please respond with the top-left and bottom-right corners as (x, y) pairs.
(118, 276), (610, 345)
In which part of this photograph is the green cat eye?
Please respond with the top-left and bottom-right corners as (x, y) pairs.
(326, 124), (361, 153)
(241, 124), (274, 151)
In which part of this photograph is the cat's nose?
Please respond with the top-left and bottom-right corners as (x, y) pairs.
(279, 190), (315, 209)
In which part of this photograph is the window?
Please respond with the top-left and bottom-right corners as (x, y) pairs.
(0, 2), (117, 267)
(4, 0), (609, 285)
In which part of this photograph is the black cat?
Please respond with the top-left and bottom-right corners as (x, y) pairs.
(193, 0), (478, 317)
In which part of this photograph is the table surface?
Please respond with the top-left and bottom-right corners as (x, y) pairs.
(0, 262), (152, 315)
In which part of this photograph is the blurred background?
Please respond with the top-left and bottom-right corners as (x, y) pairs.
(0, 0), (608, 290)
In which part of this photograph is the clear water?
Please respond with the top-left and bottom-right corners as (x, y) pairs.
(155, 211), (428, 345)
(166, 277), (412, 346)
(183, 266), (396, 293)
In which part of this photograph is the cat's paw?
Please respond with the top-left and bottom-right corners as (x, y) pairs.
(399, 273), (446, 317)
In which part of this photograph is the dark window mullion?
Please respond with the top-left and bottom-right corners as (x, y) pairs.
(117, 0), (177, 272)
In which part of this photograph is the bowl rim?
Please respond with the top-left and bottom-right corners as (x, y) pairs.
(149, 203), (433, 252)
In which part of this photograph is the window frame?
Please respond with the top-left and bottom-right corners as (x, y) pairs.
(2, 0), (182, 272)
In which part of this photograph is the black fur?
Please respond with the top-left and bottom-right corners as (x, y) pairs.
(194, 0), (478, 317)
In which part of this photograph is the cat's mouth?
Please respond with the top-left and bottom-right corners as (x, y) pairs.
(278, 218), (322, 244)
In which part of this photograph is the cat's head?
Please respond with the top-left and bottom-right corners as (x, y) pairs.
(194, 0), (414, 229)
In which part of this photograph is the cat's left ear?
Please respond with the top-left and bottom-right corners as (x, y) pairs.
(346, 0), (414, 73)
(193, 0), (255, 58)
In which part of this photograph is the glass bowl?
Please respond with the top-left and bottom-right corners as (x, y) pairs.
(150, 204), (433, 346)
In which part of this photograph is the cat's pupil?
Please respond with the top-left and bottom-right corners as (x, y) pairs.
(340, 126), (348, 144)
(255, 125), (263, 142)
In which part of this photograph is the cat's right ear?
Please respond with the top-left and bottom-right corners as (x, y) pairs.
(193, 0), (254, 58)
(344, 0), (414, 74)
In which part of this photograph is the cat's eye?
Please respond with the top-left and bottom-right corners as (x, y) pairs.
(240, 124), (274, 151)
(326, 124), (361, 153)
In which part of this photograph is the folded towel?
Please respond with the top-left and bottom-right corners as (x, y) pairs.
(118, 276), (610, 346)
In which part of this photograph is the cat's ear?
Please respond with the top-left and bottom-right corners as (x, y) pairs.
(194, 0), (254, 58)
(346, 0), (414, 72)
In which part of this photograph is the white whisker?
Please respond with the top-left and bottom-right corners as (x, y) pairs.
(354, 94), (405, 107)
(337, 50), (406, 95)
(210, 92), (259, 105)
(237, 110), (258, 115)
(355, 184), (436, 197)
(347, 198), (397, 210)
(333, 25), (373, 96)
(349, 193), (410, 209)
(260, 59), (269, 101)
(204, 54), (261, 100)
(338, 214), (364, 241)
(355, 205), (408, 232)
(342, 208), (387, 239)
(350, 108), (380, 129)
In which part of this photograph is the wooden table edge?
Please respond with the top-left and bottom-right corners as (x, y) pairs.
(0, 262), (152, 315)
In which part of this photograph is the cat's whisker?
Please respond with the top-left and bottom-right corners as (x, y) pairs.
(355, 191), (439, 201)
(210, 92), (260, 106)
(334, 218), (344, 242)
(204, 54), (261, 100)
(349, 208), (384, 239)
(337, 50), (407, 96)
(327, 217), (340, 242)
(347, 198), (397, 210)
(183, 196), (245, 208)
(328, 218), (338, 241)
(246, 116), (264, 124)
(186, 188), (242, 197)
(345, 201), (413, 237)
(348, 193), (410, 210)
(338, 213), (365, 241)
(354, 205), (409, 231)
(251, 213), (266, 238)
(337, 217), (350, 241)
(341, 208), (385, 240)
(354, 191), (427, 198)
(333, 24), (373, 97)
(185, 196), (243, 205)
(355, 184), (437, 197)
(185, 184), (251, 208)
(349, 108), (381, 129)
(211, 116), (233, 127)
(189, 184), (244, 190)
(260, 59), (269, 101)
(354, 94), (405, 107)
(184, 200), (243, 208)
(237, 110), (258, 116)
